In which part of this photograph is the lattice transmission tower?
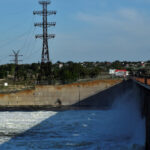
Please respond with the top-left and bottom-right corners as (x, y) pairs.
(10, 50), (23, 65)
(33, 0), (56, 63)
(10, 50), (23, 81)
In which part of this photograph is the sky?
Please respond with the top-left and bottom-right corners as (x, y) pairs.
(0, 0), (150, 64)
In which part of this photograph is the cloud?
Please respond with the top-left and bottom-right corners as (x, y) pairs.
(74, 8), (150, 61)
(77, 8), (143, 25)
(77, 8), (150, 36)
(118, 8), (140, 20)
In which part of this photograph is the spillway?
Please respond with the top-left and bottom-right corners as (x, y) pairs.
(0, 79), (147, 150)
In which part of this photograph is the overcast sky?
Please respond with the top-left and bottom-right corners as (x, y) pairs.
(0, 0), (150, 64)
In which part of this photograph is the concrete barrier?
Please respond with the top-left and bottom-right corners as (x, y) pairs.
(133, 81), (150, 150)
(73, 79), (136, 108)
(0, 79), (121, 109)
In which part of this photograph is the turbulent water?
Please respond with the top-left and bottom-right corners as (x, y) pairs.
(0, 90), (146, 150)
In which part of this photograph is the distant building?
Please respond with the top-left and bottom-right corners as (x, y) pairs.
(115, 70), (127, 77)
(125, 64), (129, 68)
(109, 69), (129, 77)
(141, 62), (145, 67)
(109, 69), (116, 75)
(59, 64), (63, 68)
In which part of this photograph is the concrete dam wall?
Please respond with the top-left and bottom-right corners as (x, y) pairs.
(134, 81), (150, 150)
(73, 79), (140, 108)
(75, 79), (150, 150)
(0, 79), (149, 149)
(0, 79), (120, 108)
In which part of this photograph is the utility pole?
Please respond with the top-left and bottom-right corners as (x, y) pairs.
(33, 0), (56, 63)
(10, 50), (23, 81)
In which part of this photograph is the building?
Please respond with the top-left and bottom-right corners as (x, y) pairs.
(109, 69), (129, 77)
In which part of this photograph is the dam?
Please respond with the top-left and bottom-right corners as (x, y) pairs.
(0, 79), (149, 150)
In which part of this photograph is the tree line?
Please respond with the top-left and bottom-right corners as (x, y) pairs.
(1, 60), (149, 84)
(0, 61), (103, 84)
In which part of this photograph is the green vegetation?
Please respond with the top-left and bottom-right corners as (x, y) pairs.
(0, 61), (104, 84)
(0, 60), (149, 85)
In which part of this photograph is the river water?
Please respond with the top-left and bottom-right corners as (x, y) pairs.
(0, 91), (146, 150)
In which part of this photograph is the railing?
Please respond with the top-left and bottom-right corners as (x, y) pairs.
(134, 77), (150, 85)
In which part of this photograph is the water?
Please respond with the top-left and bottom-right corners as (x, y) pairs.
(0, 90), (146, 150)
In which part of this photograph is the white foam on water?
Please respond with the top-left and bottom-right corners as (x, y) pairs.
(0, 111), (57, 144)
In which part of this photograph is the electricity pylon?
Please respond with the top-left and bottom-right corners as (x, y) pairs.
(10, 50), (23, 81)
(33, 0), (56, 63)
